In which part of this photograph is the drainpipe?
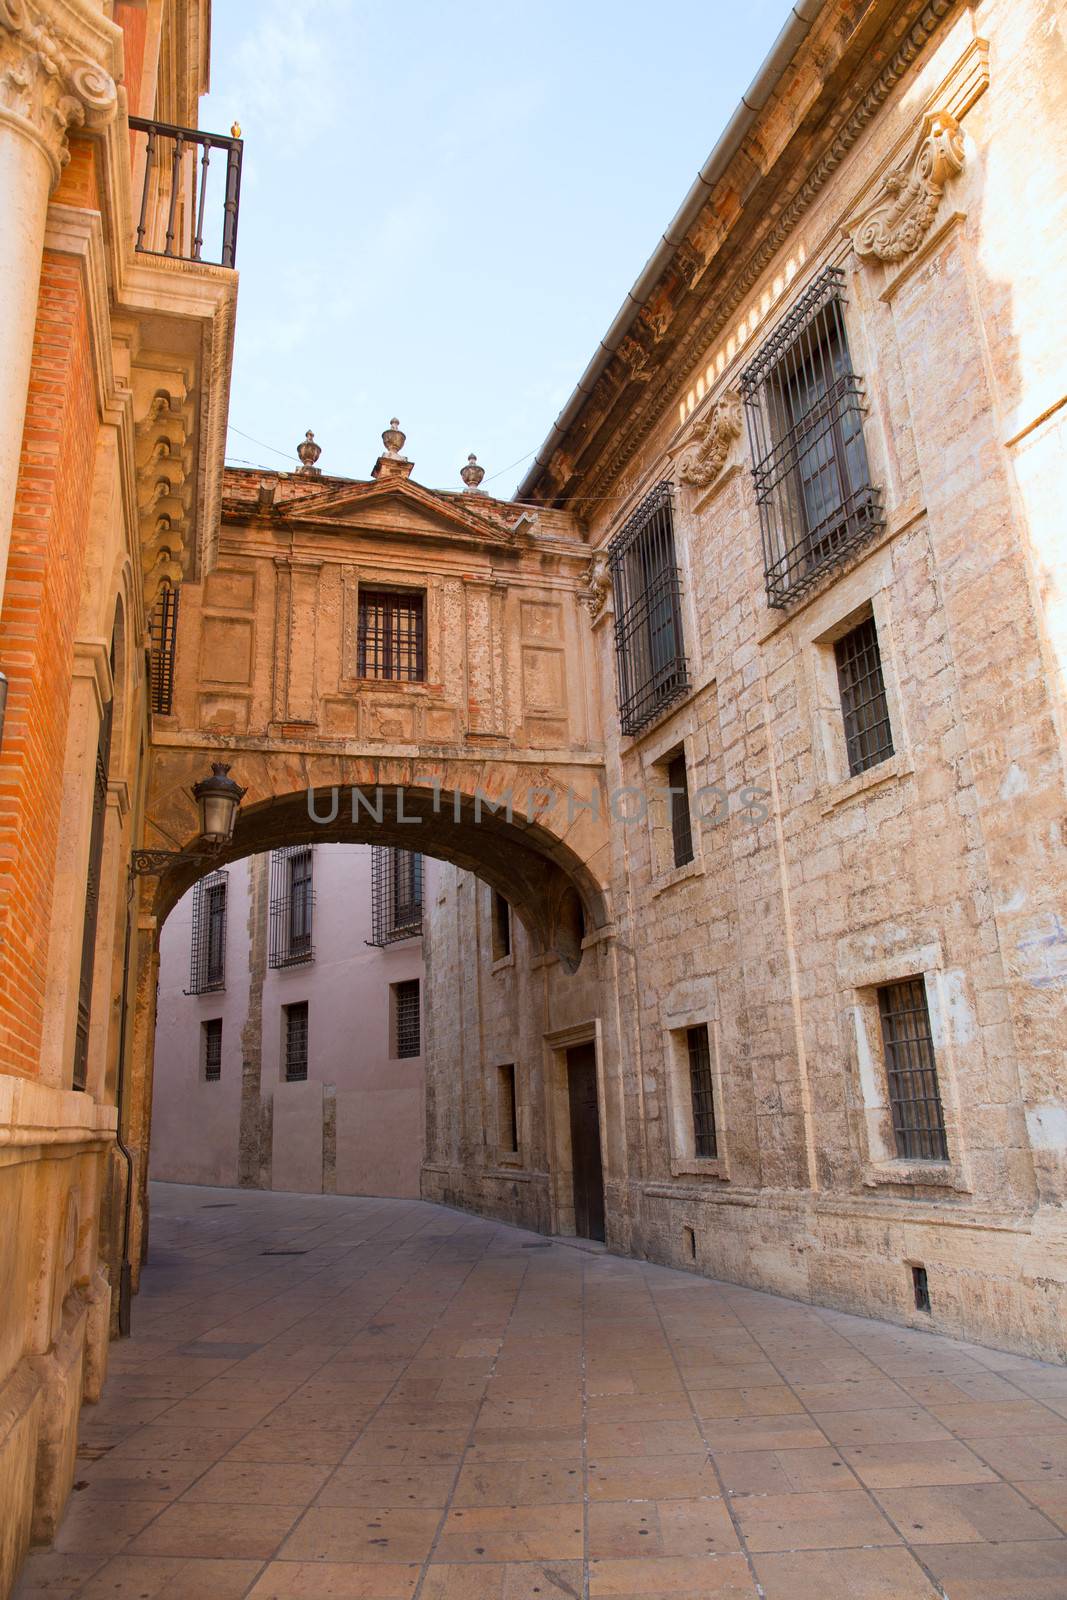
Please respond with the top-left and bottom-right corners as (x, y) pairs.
(515, 0), (824, 503)
(112, 879), (137, 1336)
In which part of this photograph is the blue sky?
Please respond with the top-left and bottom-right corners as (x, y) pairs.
(203, 0), (788, 496)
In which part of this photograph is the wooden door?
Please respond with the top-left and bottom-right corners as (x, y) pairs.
(567, 1042), (605, 1241)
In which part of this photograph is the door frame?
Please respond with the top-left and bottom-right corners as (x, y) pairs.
(543, 1021), (606, 1239)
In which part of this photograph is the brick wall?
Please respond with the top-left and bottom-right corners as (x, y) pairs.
(0, 254), (95, 1078)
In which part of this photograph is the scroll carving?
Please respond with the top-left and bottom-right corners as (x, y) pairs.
(0, 0), (118, 179)
(851, 110), (965, 265)
(678, 392), (742, 490)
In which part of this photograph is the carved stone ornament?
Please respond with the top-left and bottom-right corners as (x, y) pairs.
(580, 552), (612, 621)
(0, 0), (118, 179)
(617, 334), (652, 383)
(678, 391), (742, 490)
(460, 453), (485, 492)
(296, 430), (322, 474)
(850, 110), (965, 265)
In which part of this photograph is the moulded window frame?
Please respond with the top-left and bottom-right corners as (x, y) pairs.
(661, 1009), (730, 1182)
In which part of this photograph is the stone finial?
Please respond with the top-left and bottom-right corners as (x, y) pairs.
(296, 430), (321, 475)
(372, 418), (414, 481)
(460, 453), (486, 492)
(382, 418), (406, 458)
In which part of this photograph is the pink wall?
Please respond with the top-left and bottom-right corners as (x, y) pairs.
(151, 845), (432, 1196)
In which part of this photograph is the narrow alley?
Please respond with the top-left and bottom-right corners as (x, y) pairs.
(15, 1184), (1067, 1600)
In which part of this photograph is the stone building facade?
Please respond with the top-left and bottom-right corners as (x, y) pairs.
(422, 0), (1067, 1364)
(152, 844), (431, 1198)
(0, 3), (239, 1589)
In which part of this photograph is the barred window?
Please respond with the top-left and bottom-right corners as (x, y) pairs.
(357, 589), (425, 681)
(492, 890), (512, 961)
(687, 1025), (718, 1159)
(202, 1018), (222, 1082)
(188, 870), (227, 994)
(835, 615), (894, 776)
(269, 845), (315, 968)
(284, 1001), (309, 1082)
(741, 266), (883, 607)
(393, 979), (421, 1058)
(149, 583), (180, 714)
(607, 483), (689, 737)
(368, 847), (423, 945)
(877, 979), (948, 1162)
(666, 750), (694, 869)
(497, 1063), (518, 1153)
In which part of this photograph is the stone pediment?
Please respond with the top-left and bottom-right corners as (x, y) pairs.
(280, 476), (520, 550)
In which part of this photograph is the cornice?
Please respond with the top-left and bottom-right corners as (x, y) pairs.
(544, 0), (958, 518)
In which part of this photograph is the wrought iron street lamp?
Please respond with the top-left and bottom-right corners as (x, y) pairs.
(131, 762), (246, 876)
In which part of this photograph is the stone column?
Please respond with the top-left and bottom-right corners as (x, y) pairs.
(0, 2), (118, 607)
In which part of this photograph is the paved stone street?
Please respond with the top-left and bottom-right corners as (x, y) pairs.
(17, 1184), (1067, 1600)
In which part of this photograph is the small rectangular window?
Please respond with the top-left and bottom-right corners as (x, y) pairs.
(269, 846), (315, 968)
(835, 615), (894, 776)
(686, 1025), (718, 1159)
(492, 890), (512, 961)
(741, 266), (883, 606)
(497, 1064), (518, 1153)
(357, 589), (425, 682)
(284, 1001), (309, 1082)
(607, 483), (689, 737)
(188, 870), (227, 995)
(877, 978), (948, 1162)
(393, 979), (421, 1059)
(368, 847), (423, 945)
(666, 750), (694, 868)
(202, 1018), (222, 1082)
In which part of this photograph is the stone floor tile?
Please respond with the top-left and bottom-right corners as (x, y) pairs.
(244, 1562), (421, 1597)
(730, 1487), (902, 1552)
(73, 1457), (211, 1501)
(315, 1461), (457, 1507)
(227, 1426), (361, 1464)
(419, 1563), (584, 1598)
(791, 1378), (912, 1412)
(278, 1505), (442, 1563)
(689, 1386), (805, 1420)
(702, 1414), (830, 1453)
(587, 1454), (720, 1501)
(925, 1399), (1066, 1435)
(811, 1407), (954, 1448)
(434, 1504), (584, 1562)
(180, 1459), (333, 1504)
(587, 1498), (739, 1559)
(1012, 1477), (1067, 1531)
(76, 1555), (262, 1599)
(958, 1429), (1067, 1478)
(465, 1428), (583, 1462)
(586, 1420), (706, 1457)
(52, 1498), (162, 1557)
(126, 1500), (305, 1559)
(840, 1438), (1000, 1488)
(10, 1551), (106, 1594)
(587, 1553), (759, 1596)
(873, 1481), (1064, 1543)
(712, 1446), (854, 1495)
(586, 1396), (694, 1423)
(104, 1424), (249, 1463)
(752, 1546), (941, 1598)
(451, 1458), (583, 1506)
(920, 1539), (1067, 1598)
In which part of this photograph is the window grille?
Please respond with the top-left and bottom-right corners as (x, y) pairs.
(269, 845), (315, 968)
(284, 1001), (309, 1081)
(835, 615), (894, 776)
(203, 1018), (222, 1081)
(150, 584), (180, 714)
(740, 266), (883, 607)
(877, 979), (948, 1162)
(607, 482), (689, 736)
(492, 890), (512, 961)
(497, 1064), (518, 1152)
(393, 979), (421, 1058)
(368, 846), (423, 945)
(686, 1025), (718, 1159)
(667, 750), (694, 868)
(188, 870), (227, 994)
(357, 588), (425, 681)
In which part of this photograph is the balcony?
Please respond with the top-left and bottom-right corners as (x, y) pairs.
(130, 116), (243, 269)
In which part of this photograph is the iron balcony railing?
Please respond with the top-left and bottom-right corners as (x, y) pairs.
(130, 116), (243, 269)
